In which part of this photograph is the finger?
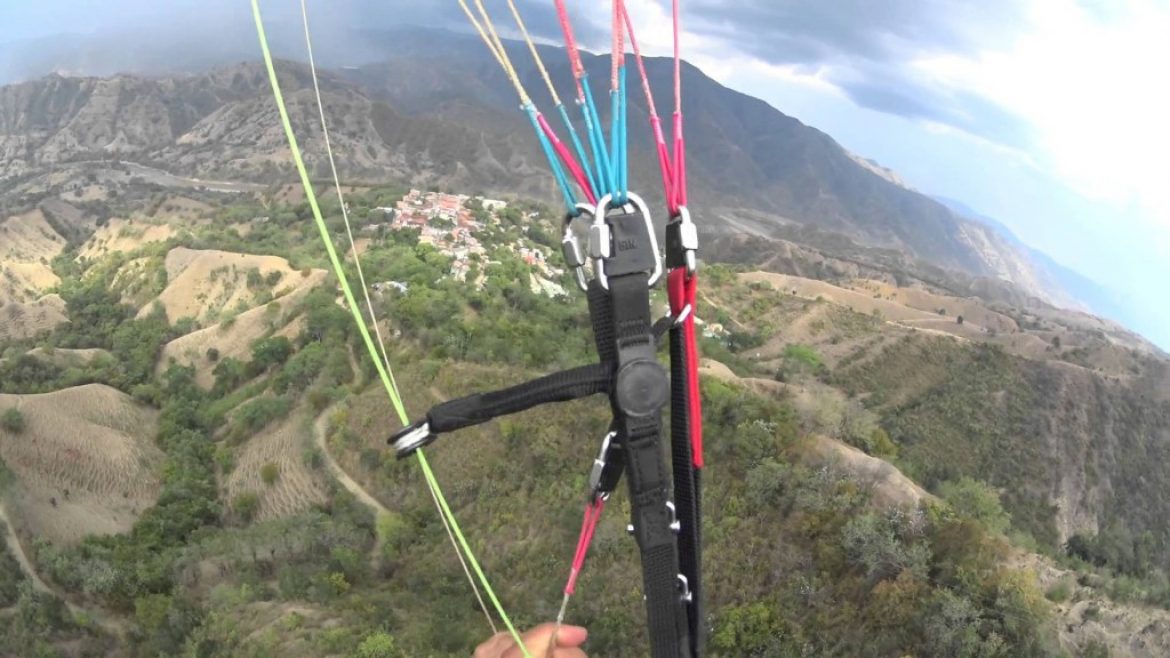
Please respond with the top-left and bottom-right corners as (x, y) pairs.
(552, 625), (589, 648)
(476, 632), (513, 658)
(499, 624), (591, 658)
(522, 623), (587, 649)
(500, 624), (561, 658)
(552, 649), (589, 658)
(500, 629), (543, 658)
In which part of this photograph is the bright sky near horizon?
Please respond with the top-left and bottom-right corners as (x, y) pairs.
(3, 0), (1168, 346)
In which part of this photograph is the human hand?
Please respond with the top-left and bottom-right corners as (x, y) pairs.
(473, 623), (589, 658)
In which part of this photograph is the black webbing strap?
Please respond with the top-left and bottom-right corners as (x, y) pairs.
(426, 363), (609, 433)
(609, 272), (690, 658)
(588, 279), (617, 365)
(667, 211), (704, 656)
(587, 279), (626, 495)
(671, 319), (703, 655)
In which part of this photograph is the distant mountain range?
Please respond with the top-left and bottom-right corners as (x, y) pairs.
(934, 196), (1142, 335)
(0, 25), (1130, 325)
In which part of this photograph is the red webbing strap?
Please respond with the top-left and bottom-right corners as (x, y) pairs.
(564, 498), (606, 595)
(668, 268), (702, 467)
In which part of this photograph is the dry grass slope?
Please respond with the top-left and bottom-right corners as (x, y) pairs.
(0, 293), (67, 342)
(0, 213), (63, 300)
(224, 407), (329, 523)
(144, 247), (321, 324)
(0, 209), (69, 340)
(78, 217), (177, 261)
(741, 271), (1003, 338)
(155, 248), (327, 388)
(0, 384), (163, 544)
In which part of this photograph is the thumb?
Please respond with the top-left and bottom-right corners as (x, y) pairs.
(506, 624), (589, 656)
(548, 624), (588, 648)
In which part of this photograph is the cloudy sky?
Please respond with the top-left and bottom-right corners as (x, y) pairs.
(617, 0), (1170, 348)
(4, 0), (1168, 347)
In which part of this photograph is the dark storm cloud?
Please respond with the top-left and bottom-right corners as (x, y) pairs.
(686, 0), (1026, 65)
(0, 0), (604, 83)
(294, 0), (604, 47)
(684, 0), (1035, 149)
(1, 0), (1033, 150)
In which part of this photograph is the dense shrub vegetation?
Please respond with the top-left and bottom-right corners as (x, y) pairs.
(0, 192), (1081, 656)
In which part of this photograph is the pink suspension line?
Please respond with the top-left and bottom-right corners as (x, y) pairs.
(553, 0), (586, 100)
(671, 0), (687, 212)
(621, 4), (675, 209)
(611, 0), (626, 92)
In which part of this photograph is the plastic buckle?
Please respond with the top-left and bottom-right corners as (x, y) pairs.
(588, 431), (617, 501)
(388, 421), (436, 459)
(562, 203), (594, 292)
(590, 191), (662, 290)
(665, 205), (698, 278)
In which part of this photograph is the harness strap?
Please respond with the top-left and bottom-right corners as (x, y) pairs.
(427, 363), (610, 434)
(669, 268), (703, 655)
(609, 273), (689, 658)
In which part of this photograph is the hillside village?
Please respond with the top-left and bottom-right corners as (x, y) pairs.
(365, 189), (567, 297)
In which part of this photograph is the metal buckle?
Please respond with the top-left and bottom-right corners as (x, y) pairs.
(389, 421), (436, 458)
(677, 574), (693, 603)
(562, 203), (594, 292)
(588, 431), (617, 501)
(590, 191), (662, 290)
(666, 501), (681, 533)
(671, 205), (698, 278)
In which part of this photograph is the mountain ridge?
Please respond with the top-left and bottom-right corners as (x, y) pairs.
(0, 46), (1088, 314)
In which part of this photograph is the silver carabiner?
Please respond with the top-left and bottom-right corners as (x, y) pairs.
(562, 203), (594, 293)
(673, 205), (698, 279)
(588, 431), (617, 501)
(588, 191), (662, 291)
(389, 421), (435, 458)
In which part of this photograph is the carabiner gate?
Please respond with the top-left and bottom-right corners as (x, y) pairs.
(588, 191), (662, 290)
(562, 203), (594, 293)
(588, 431), (618, 501)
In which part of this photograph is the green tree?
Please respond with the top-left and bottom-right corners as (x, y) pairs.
(234, 492), (260, 522)
(250, 336), (293, 372)
(1, 408), (25, 434)
(260, 462), (280, 486)
(711, 602), (801, 656)
(938, 477), (1012, 535)
(352, 631), (404, 658)
(212, 357), (247, 393)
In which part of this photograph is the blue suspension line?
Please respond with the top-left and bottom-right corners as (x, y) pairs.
(524, 103), (577, 213)
(581, 74), (615, 200)
(617, 64), (628, 204)
(557, 103), (598, 200)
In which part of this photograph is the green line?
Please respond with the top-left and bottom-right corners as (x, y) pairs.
(250, 3), (528, 654)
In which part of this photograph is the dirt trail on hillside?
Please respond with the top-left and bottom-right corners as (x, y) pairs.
(312, 409), (388, 515)
(0, 502), (52, 595)
(0, 502), (123, 635)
